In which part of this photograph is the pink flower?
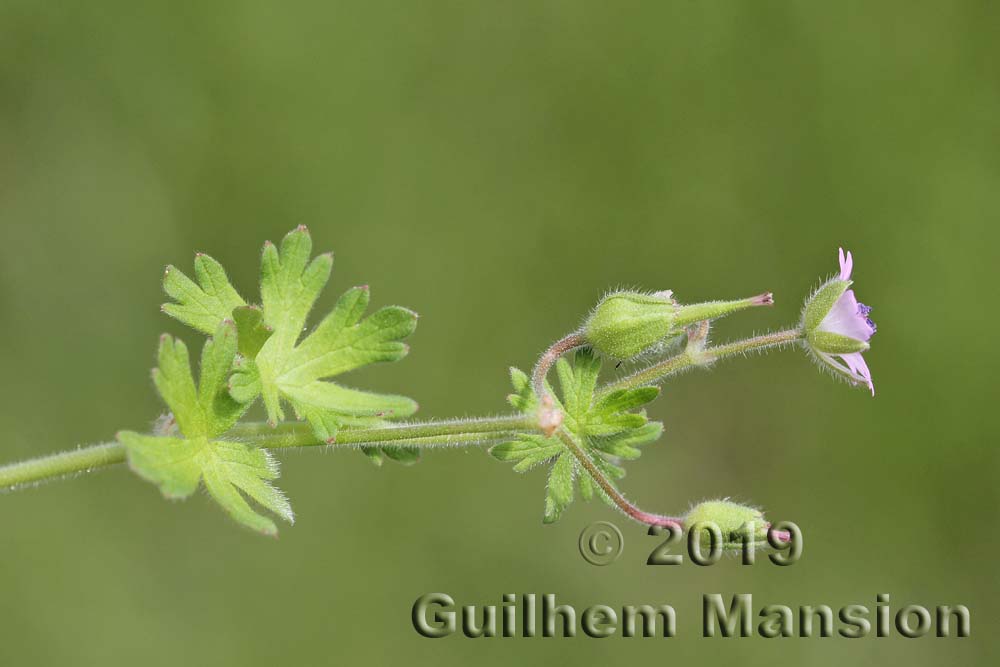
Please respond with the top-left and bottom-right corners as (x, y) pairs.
(802, 248), (877, 396)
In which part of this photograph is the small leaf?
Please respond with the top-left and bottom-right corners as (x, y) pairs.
(200, 441), (293, 536)
(354, 442), (421, 467)
(594, 456), (626, 481)
(489, 438), (544, 462)
(248, 228), (418, 449)
(361, 447), (385, 466)
(120, 322), (291, 535)
(118, 433), (202, 499)
(198, 321), (245, 435)
(490, 435), (562, 472)
(497, 347), (664, 523)
(591, 421), (664, 460)
(162, 254), (246, 335)
(382, 446), (421, 465)
(593, 386), (660, 414)
(507, 367), (547, 413)
(294, 402), (342, 442)
(585, 411), (647, 436)
(302, 383), (417, 418)
(557, 349), (600, 419)
(260, 227), (333, 352)
(152, 335), (201, 437)
(543, 454), (576, 524)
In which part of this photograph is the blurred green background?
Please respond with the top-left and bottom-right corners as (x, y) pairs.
(1, 1), (997, 665)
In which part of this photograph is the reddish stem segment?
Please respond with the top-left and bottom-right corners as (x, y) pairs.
(556, 430), (683, 530)
(531, 332), (587, 435)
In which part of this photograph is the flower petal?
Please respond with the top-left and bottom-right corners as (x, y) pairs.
(814, 351), (857, 379)
(840, 351), (875, 396)
(814, 351), (874, 394)
(818, 289), (875, 342)
(838, 247), (853, 280)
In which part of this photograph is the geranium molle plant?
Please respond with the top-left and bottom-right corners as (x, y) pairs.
(0, 230), (878, 540)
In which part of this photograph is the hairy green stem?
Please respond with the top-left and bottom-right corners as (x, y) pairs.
(598, 328), (802, 397)
(0, 416), (536, 492)
(0, 443), (126, 492)
(228, 415), (537, 449)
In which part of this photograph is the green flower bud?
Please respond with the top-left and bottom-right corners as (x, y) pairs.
(583, 290), (774, 360)
(683, 499), (768, 547)
(583, 291), (678, 360)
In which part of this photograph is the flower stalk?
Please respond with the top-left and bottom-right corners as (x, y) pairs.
(531, 332), (587, 435)
(598, 328), (803, 397)
(555, 429), (684, 529)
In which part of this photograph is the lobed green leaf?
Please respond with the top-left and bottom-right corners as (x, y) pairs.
(496, 348), (664, 523)
(244, 229), (419, 454)
(161, 227), (420, 465)
(120, 321), (291, 535)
